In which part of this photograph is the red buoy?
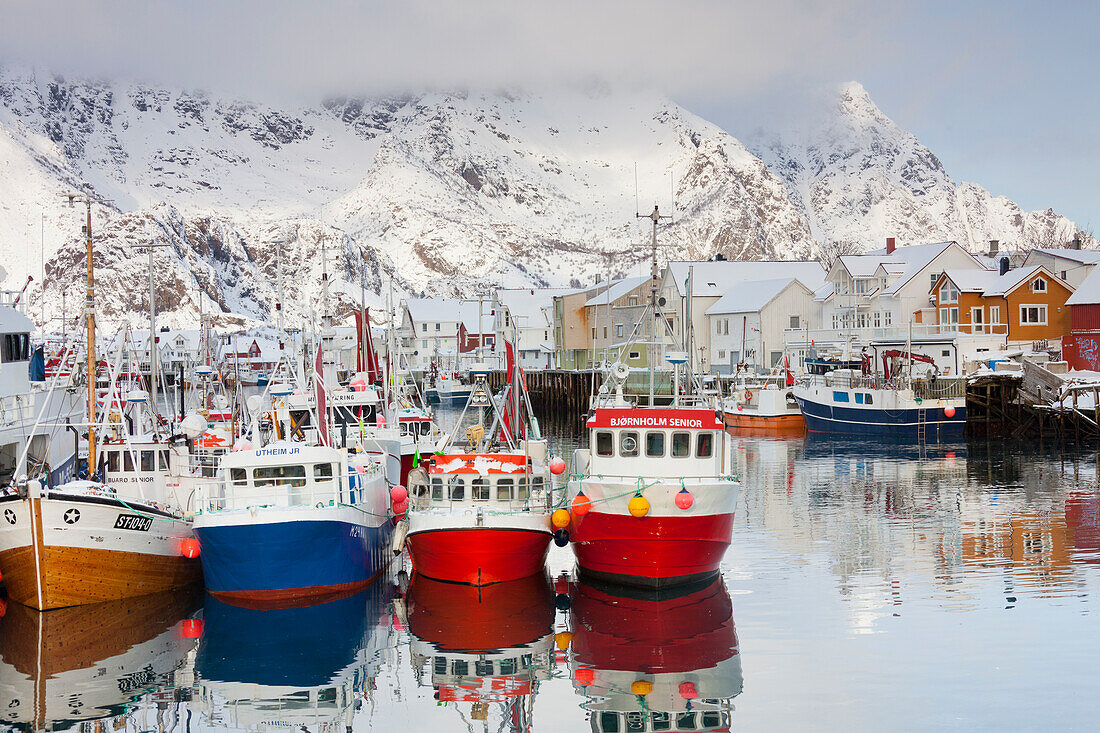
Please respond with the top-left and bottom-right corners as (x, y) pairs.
(679, 681), (698, 699)
(575, 667), (594, 687)
(675, 488), (694, 510)
(390, 485), (408, 503)
(944, 405), (956, 418)
(572, 493), (592, 516)
(393, 500), (408, 515)
(549, 457), (567, 475)
(181, 538), (200, 559)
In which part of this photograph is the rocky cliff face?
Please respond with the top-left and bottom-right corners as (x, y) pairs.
(0, 69), (1088, 328)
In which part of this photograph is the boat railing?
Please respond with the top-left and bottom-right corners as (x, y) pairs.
(0, 393), (34, 427)
(195, 465), (383, 514)
(410, 477), (557, 514)
(804, 372), (967, 399)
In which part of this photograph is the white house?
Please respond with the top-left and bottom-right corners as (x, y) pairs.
(1022, 247), (1100, 289)
(705, 278), (817, 374)
(496, 288), (569, 369)
(660, 260), (826, 373)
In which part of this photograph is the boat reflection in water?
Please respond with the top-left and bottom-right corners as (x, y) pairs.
(403, 572), (555, 728)
(0, 589), (202, 731)
(568, 576), (742, 733)
(193, 582), (394, 732)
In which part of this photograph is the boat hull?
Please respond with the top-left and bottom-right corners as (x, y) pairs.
(572, 511), (735, 589)
(406, 527), (552, 586)
(722, 410), (806, 437)
(195, 508), (393, 609)
(0, 494), (200, 611)
(796, 396), (966, 439)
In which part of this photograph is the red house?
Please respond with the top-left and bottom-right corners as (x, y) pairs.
(457, 315), (496, 354)
(1063, 267), (1100, 370)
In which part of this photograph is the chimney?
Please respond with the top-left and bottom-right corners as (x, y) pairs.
(595, 274), (602, 284)
(886, 237), (896, 255)
(999, 256), (1010, 276)
(1072, 236), (1082, 250)
(988, 239), (999, 258)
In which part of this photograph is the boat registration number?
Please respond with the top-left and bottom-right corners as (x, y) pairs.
(114, 514), (153, 531)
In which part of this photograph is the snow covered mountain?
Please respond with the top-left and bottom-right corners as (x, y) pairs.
(0, 69), (1087, 328)
(748, 82), (1085, 253)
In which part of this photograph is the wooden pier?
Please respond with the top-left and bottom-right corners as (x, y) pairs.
(966, 366), (1100, 445)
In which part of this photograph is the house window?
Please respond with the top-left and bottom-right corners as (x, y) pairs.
(884, 311), (892, 326)
(942, 350), (951, 357)
(616, 325), (623, 338)
(770, 351), (782, 367)
(790, 315), (800, 329)
(422, 340), (427, 348)
(1020, 305), (1047, 325)
(873, 311), (881, 328)
(832, 314), (839, 329)
(939, 282), (959, 304)
(603, 327), (608, 339)
(592, 327), (596, 339)
(854, 278), (869, 294)
(1061, 270), (1067, 280)
(930, 272), (940, 288)
(629, 296), (638, 306)
(990, 306), (1001, 324)
(421, 323), (427, 332)
(628, 351), (640, 360)
(1032, 277), (1047, 292)
(718, 350), (726, 359)
(939, 307), (959, 331)
(435, 323), (440, 331)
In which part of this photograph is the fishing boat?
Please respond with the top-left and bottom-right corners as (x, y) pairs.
(194, 437), (393, 607)
(193, 582), (394, 730)
(402, 572), (554, 726)
(721, 363), (805, 437)
(401, 347), (555, 586)
(567, 576), (742, 733)
(566, 211), (740, 590)
(434, 372), (473, 405)
(0, 588), (202, 731)
(792, 349), (966, 439)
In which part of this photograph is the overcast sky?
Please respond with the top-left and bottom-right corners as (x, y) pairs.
(3, 0), (1096, 229)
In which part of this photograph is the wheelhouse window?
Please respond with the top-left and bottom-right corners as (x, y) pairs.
(833, 391), (850, 403)
(472, 477), (490, 501)
(123, 451), (135, 471)
(230, 468), (248, 486)
(619, 431), (639, 457)
(106, 450), (120, 472)
(595, 431), (613, 456)
(696, 432), (714, 458)
(254, 464), (306, 487)
(671, 432), (691, 457)
(159, 450), (170, 470)
(645, 431), (665, 457)
(497, 477), (513, 501)
(431, 476), (444, 501)
(516, 477), (529, 501)
(140, 450), (155, 471)
(314, 463), (334, 482)
(448, 475), (464, 500)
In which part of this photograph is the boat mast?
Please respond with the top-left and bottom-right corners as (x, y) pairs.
(637, 204), (669, 406)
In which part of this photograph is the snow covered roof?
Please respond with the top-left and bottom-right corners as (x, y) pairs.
(1029, 248), (1100, 266)
(460, 313), (495, 334)
(497, 288), (569, 328)
(404, 297), (466, 324)
(585, 276), (648, 307)
(836, 242), (969, 295)
(941, 265), (1062, 298)
(705, 278), (808, 315)
(665, 260), (825, 297)
(1067, 267), (1100, 306)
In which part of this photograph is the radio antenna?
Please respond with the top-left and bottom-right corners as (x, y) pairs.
(634, 162), (640, 216)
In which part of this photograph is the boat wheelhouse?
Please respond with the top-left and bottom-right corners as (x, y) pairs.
(194, 441), (392, 607)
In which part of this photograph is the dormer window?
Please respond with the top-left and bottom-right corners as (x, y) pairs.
(938, 281), (959, 304)
(1032, 277), (1047, 293)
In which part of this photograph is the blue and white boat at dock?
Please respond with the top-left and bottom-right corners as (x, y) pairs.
(193, 441), (393, 607)
(793, 368), (966, 440)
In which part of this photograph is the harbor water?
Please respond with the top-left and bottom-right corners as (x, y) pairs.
(2, 411), (1100, 731)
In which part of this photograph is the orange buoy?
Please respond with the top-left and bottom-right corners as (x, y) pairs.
(552, 508), (571, 528)
(628, 494), (649, 518)
(555, 631), (573, 650)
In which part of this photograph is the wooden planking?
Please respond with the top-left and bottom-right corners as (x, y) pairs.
(0, 543), (201, 610)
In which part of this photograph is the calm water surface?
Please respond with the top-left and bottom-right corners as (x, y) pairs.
(3, 411), (1100, 731)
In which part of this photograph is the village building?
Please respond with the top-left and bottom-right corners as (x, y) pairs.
(660, 260), (826, 373)
(552, 280), (617, 370)
(932, 264), (1074, 354)
(705, 278), (818, 375)
(496, 288), (569, 369)
(585, 277), (650, 369)
(1022, 246), (1100, 289)
(1063, 266), (1100, 371)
